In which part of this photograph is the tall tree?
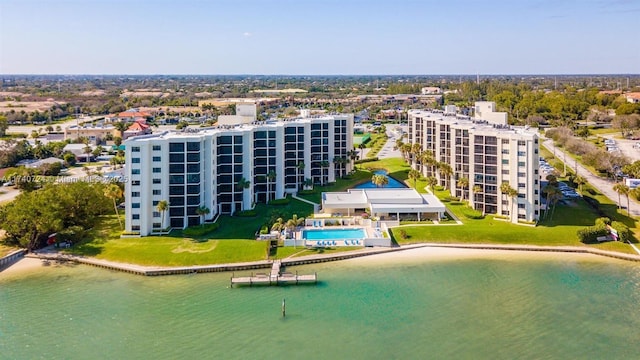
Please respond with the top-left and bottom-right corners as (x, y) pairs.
(266, 170), (277, 202)
(236, 177), (251, 211)
(457, 177), (469, 201)
(104, 183), (123, 229)
(408, 169), (421, 189)
(320, 160), (330, 186)
(613, 182), (630, 214)
(473, 185), (483, 212)
(0, 115), (8, 137)
(157, 200), (169, 230)
(196, 205), (210, 226)
(500, 182), (518, 222)
(438, 162), (453, 190)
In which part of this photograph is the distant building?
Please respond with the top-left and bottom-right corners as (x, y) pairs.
(625, 92), (640, 103)
(421, 87), (442, 95)
(123, 121), (152, 140)
(64, 124), (117, 145)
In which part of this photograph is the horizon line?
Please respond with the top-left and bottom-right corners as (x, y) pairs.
(2, 73), (640, 77)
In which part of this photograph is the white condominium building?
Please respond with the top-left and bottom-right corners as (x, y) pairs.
(124, 109), (353, 235)
(408, 102), (540, 223)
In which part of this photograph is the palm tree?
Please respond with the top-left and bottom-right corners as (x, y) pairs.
(266, 170), (277, 202)
(544, 186), (562, 221)
(574, 175), (586, 192)
(104, 183), (123, 229)
(196, 205), (210, 226)
(347, 150), (358, 171)
(157, 200), (169, 230)
(613, 182), (630, 214)
(358, 143), (366, 161)
(320, 160), (330, 185)
(408, 169), (421, 189)
(473, 185), (483, 211)
(438, 162), (453, 190)
(333, 157), (342, 178)
(271, 217), (285, 232)
(411, 143), (422, 164)
(394, 139), (404, 151)
(297, 161), (305, 183)
(457, 177), (469, 201)
(236, 177), (251, 211)
(400, 143), (412, 162)
(420, 150), (436, 175)
(500, 182), (518, 222)
(426, 176), (438, 191)
(113, 121), (129, 138)
(303, 177), (313, 190)
(371, 174), (389, 188)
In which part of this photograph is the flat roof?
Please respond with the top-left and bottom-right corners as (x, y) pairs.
(322, 188), (446, 213)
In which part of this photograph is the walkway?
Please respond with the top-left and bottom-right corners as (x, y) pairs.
(543, 139), (640, 217)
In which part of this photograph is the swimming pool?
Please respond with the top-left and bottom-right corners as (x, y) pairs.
(302, 228), (366, 240)
(354, 170), (407, 189)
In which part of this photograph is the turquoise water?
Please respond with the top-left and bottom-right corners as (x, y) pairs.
(1, 252), (640, 359)
(302, 228), (366, 240)
(354, 170), (407, 189)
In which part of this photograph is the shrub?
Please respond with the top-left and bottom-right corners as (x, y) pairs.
(234, 210), (257, 217)
(397, 229), (408, 240)
(183, 223), (220, 237)
(610, 221), (630, 242)
(259, 225), (269, 235)
(298, 189), (315, 195)
(577, 223), (608, 243)
(461, 207), (484, 219)
(56, 225), (87, 243)
(268, 197), (290, 205)
(355, 157), (379, 164)
(434, 185), (444, 191)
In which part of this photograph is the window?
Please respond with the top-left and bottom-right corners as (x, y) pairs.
(502, 159), (509, 165)
(153, 167), (161, 173)
(153, 156), (161, 162)
(153, 190), (161, 195)
(131, 158), (140, 163)
(153, 223), (161, 228)
(517, 172), (525, 177)
(132, 180), (140, 186)
(518, 203), (525, 209)
(132, 203), (140, 209)
(518, 162), (525, 167)
(517, 151), (526, 156)
(132, 214), (140, 220)
(132, 225), (140, 231)
(153, 200), (159, 206)
(131, 192), (140, 197)
(152, 145), (161, 151)
(187, 142), (200, 151)
(517, 140), (526, 146)
(132, 169), (140, 175)
(153, 211), (160, 218)
(131, 146), (140, 152)
(169, 143), (184, 152)
(153, 178), (161, 184)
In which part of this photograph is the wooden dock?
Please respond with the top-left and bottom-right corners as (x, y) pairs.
(230, 260), (317, 287)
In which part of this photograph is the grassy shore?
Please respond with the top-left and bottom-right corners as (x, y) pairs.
(59, 156), (640, 266)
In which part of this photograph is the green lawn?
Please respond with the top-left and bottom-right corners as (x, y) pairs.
(69, 200), (315, 266)
(393, 182), (640, 255)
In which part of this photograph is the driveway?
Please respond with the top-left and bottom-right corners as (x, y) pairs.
(543, 139), (640, 217)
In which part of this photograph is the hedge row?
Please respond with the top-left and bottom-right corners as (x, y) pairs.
(183, 222), (220, 237)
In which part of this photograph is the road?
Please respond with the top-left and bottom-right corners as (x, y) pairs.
(542, 139), (640, 217)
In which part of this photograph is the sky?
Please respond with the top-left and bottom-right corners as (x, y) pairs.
(1, 0), (639, 75)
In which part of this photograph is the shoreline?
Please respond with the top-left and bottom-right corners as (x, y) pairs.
(2, 243), (640, 278)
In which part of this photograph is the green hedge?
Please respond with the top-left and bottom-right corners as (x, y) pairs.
(576, 224), (608, 243)
(235, 210), (257, 217)
(460, 207), (484, 219)
(610, 221), (630, 242)
(183, 222), (220, 237)
(268, 197), (291, 205)
(355, 157), (379, 164)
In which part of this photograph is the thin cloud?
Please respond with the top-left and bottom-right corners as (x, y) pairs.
(243, 32), (252, 37)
